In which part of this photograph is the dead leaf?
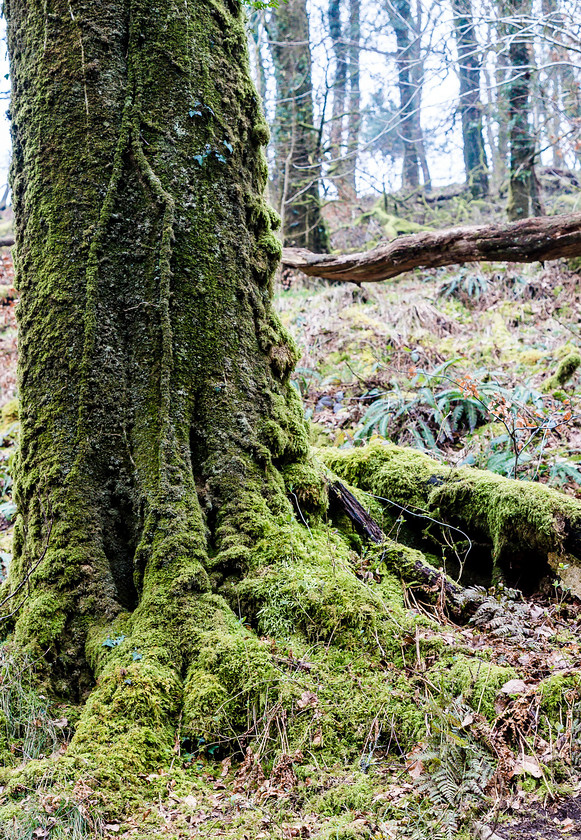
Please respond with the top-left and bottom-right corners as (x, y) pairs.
(182, 795), (197, 810)
(297, 690), (318, 709)
(511, 755), (542, 778)
(500, 679), (528, 695)
(406, 744), (425, 780)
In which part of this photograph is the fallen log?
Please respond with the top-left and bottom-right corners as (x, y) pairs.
(323, 441), (581, 597)
(282, 212), (581, 283)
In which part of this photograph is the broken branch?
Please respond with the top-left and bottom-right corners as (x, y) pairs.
(282, 212), (581, 283)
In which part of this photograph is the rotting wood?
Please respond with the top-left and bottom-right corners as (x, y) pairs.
(328, 479), (465, 602)
(282, 212), (581, 283)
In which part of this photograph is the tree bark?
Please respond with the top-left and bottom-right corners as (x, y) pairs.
(4, 0), (320, 767)
(386, 0), (423, 190)
(452, 0), (489, 198)
(344, 0), (361, 199)
(503, 0), (544, 220)
(327, 0), (349, 195)
(282, 212), (581, 283)
(267, 0), (329, 250)
(327, 0), (359, 202)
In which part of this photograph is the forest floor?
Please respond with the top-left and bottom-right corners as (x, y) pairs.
(1, 192), (581, 838)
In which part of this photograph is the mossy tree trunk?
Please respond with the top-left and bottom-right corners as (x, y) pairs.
(266, 0), (329, 251)
(4, 0), (334, 772)
(503, 0), (544, 220)
(452, 0), (489, 199)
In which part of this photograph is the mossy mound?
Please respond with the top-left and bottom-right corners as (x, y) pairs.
(321, 440), (581, 593)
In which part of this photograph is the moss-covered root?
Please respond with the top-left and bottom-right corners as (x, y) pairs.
(321, 441), (581, 594)
(67, 591), (279, 791)
(49, 508), (419, 795)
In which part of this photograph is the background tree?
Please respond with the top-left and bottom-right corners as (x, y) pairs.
(267, 0), (329, 248)
(385, 0), (431, 191)
(327, 0), (360, 199)
(452, 0), (489, 197)
(502, 0), (544, 219)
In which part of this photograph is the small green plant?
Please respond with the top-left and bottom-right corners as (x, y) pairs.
(0, 645), (65, 764)
(355, 361), (581, 485)
(438, 269), (490, 303)
(552, 563), (571, 606)
(243, 0), (281, 8)
(400, 697), (495, 840)
(457, 585), (534, 642)
(354, 361), (492, 448)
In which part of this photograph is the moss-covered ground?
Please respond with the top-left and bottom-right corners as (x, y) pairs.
(1, 198), (581, 837)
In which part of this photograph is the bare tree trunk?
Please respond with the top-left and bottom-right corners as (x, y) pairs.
(386, 0), (421, 190)
(328, 0), (360, 202)
(344, 0), (361, 200)
(411, 0), (431, 191)
(327, 0), (349, 196)
(247, 10), (269, 107)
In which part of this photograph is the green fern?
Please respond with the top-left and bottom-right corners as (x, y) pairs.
(400, 698), (495, 840)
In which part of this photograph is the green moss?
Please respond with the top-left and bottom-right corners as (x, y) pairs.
(314, 773), (378, 816)
(282, 460), (329, 517)
(183, 624), (279, 740)
(544, 351), (581, 391)
(0, 398), (18, 426)
(538, 672), (581, 722)
(429, 656), (517, 720)
(14, 592), (69, 650)
(321, 441), (581, 587)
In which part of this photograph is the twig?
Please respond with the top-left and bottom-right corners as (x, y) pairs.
(0, 518), (53, 620)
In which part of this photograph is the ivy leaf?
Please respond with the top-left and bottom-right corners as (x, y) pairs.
(0, 501), (17, 522)
(102, 634), (126, 648)
(243, 0), (281, 8)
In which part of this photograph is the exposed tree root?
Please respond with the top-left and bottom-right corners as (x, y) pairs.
(282, 212), (581, 283)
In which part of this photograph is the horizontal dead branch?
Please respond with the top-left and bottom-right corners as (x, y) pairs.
(282, 212), (581, 284)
